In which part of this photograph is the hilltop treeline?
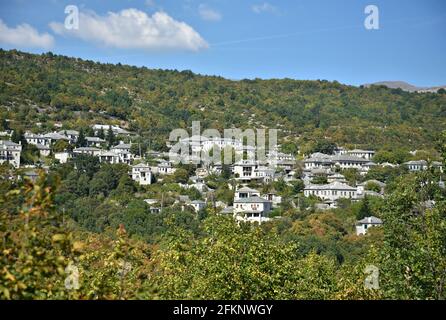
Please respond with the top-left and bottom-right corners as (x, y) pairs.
(1, 49), (445, 153)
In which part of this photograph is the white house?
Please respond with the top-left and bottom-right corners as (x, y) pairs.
(154, 161), (176, 175)
(360, 162), (377, 174)
(304, 181), (357, 202)
(0, 140), (22, 168)
(54, 151), (71, 164)
(58, 130), (79, 142)
(331, 155), (372, 170)
(73, 147), (102, 157)
(144, 199), (158, 206)
(85, 137), (105, 148)
(201, 137), (243, 153)
(181, 176), (208, 193)
(144, 199), (161, 213)
(33, 143), (50, 157)
(233, 160), (260, 181)
(116, 150), (133, 165)
(43, 132), (70, 145)
(179, 135), (243, 158)
(190, 200), (206, 212)
(347, 149), (375, 160)
(276, 159), (295, 174)
(112, 143), (132, 153)
(92, 124), (131, 136)
(356, 216), (383, 235)
(404, 160), (427, 171)
(98, 151), (120, 164)
(25, 132), (49, 147)
(110, 143), (134, 164)
(131, 163), (153, 185)
(233, 196), (272, 223)
(304, 152), (375, 172)
(234, 186), (261, 200)
(303, 153), (333, 170)
(254, 166), (276, 183)
(268, 151), (295, 162)
(404, 160), (443, 172)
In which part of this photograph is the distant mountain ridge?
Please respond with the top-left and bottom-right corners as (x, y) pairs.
(364, 81), (446, 93)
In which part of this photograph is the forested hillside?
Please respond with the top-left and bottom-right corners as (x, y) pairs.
(1, 49), (446, 300)
(1, 49), (445, 153)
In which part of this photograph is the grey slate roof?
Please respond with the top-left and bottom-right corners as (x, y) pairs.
(112, 143), (131, 149)
(331, 155), (370, 163)
(191, 200), (206, 204)
(348, 149), (375, 153)
(234, 196), (271, 204)
(73, 147), (101, 152)
(305, 182), (357, 191)
(358, 179), (386, 187)
(237, 187), (260, 193)
(58, 130), (79, 136)
(0, 140), (20, 147)
(221, 206), (234, 214)
(357, 216), (383, 225)
(86, 137), (105, 142)
(43, 133), (69, 140)
(36, 143), (50, 150)
(132, 163), (151, 168)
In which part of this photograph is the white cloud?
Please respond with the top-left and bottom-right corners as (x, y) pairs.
(0, 19), (54, 49)
(49, 8), (208, 52)
(198, 4), (222, 22)
(252, 2), (278, 14)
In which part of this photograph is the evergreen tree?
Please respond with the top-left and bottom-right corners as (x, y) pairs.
(11, 129), (26, 145)
(221, 164), (232, 180)
(311, 140), (337, 155)
(357, 195), (371, 220)
(438, 130), (446, 168)
(85, 127), (95, 137)
(106, 126), (115, 149)
(1, 118), (9, 131)
(97, 128), (105, 140)
(76, 128), (87, 148)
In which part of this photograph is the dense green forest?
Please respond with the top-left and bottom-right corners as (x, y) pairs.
(1, 49), (445, 153)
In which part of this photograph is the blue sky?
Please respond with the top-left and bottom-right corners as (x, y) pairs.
(0, 0), (445, 86)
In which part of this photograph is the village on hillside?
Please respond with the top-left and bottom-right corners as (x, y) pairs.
(1, 124), (443, 235)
